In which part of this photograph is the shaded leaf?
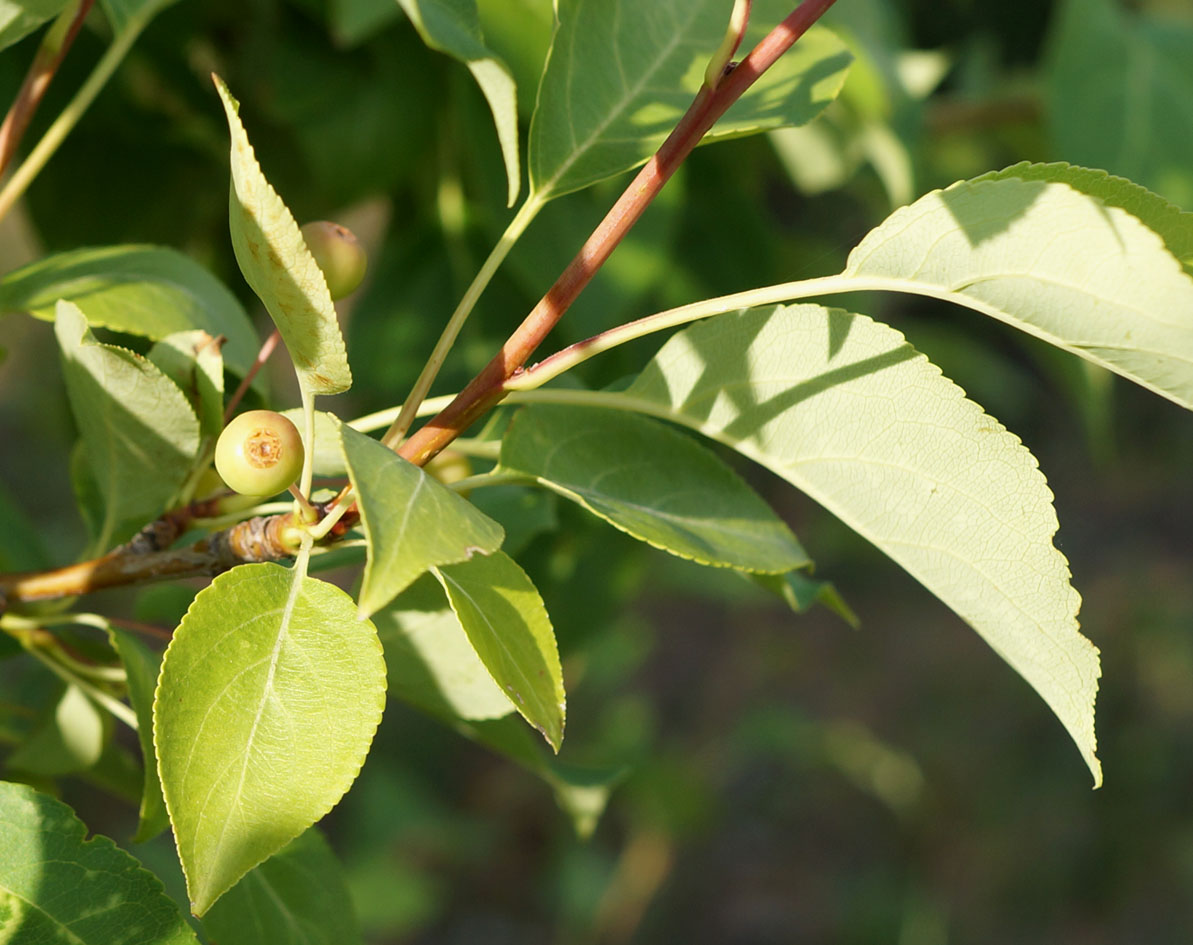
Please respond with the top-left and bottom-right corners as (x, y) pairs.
(148, 331), (225, 442)
(434, 551), (565, 751)
(55, 301), (200, 550)
(0, 0), (70, 51)
(619, 303), (1101, 784)
(6, 683), (106, 777)
(154, 563), (385, 915)
(201, 828), (362, 945)
(109, 630), (170, 843)
(500, 404), (808, 573)
(529, 0), (851, 200)
(396, 0), (521, 205)
(0, 781), (198, 944)
(0, 245), (259, 375)
(214, 75), (351, 396)
(753, 570), (859, 628)
(339, 422), (504, 617)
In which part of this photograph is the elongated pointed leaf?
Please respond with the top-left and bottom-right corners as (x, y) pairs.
(396, 0), (520, 206)
(838, 165), (1193, 412)
(529, 0), (851, 201)
(1, 1), (70, 52)
(201, 828), (362, 945)
(499, 404), (808, 572)
(55, 301), (200, 549)
(434, 552), (565, 751)
(0, 245), (259, 374)
(0, 781), (198, 944)
(154, 563), (386, 915)
(214, 76), (351, 396)
(617, 304), (1101, 784)
(110, 630), (170, 843)
(339, 422), (504, 617)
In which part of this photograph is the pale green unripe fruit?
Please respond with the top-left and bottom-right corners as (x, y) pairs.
(215, 410), (305, 496)
(301, 221), (367, 300)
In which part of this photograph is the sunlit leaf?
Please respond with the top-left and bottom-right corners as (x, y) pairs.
(434, 551), (565, 751)
(0, 0), (70, 52)
(0, 245), (259, 375)
(154, 563), (385, 915)
(838, 166), (1193, 412)
(55, 301), (200, 550)
(0, 781), (198, 944)
(339, 422), (504, 617)
(499, 404), (808, 573)
(214, 75), (351, 396)
(614, 303), (1101, 785)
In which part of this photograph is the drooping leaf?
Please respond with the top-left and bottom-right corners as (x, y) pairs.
(214, 75), (351, 396)
(1046, 0), (1193, 210)
(396, 0), (521, 206)
(0, 0), (70, 51)
(201, 828), (362, 945)
(615, 303), (1101, 785)
(0, 245), (259, 375)
(375, 576), (610, 835)
(836, 166), (1193, 412)
(0, 781), (198, 944)
(148, 331), (225, 442)
(55, 301), (201, 550)
(528, 0), (852, 201)
(109, 630), (170, 843)
(338, 422), (504, 617)
(753, 570), (859, 628)
(433, 551), (565, 751)
(6, 683), (106, 777)
(499, 404), (808, 573)
(153, 563), (386, 915)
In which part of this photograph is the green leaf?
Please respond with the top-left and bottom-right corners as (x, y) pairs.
(99, 0), (178, 32)
(213, 75), (351, 396)
(283, 409), (348, 478)
(433, 551), (565, 751)
(376, 576), (609, 835)
(1046, 0), (1193, 209)
(0, 0), (70, 51)
(753, 570), (859, 628)
(618, 303), (1101, 785)
(0, 245), (260, 375)
(499, 404), (809, 573)
(0, 781), (198, 944)
(396, 0), (521, 206)
(55, 301), (201, 550)
(528, 0), (852, 201)
(153, 563), (386, 915)
(328, 0), (401, 46)
(374, 574), (516, 722)
(0, 478), (50, 573)
(148, 331), (225, 443)
(338, 422), (504, 617)
(6, 683), (106, 777)
(201, 828), (362, 945)
(979, 161), (1193, 276)
(838, 166), (1193, 412)
(109, 630), (170, 843)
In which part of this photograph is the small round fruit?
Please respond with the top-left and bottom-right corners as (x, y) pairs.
(301, 221), (367, 300)
(215, 410), (305, 497)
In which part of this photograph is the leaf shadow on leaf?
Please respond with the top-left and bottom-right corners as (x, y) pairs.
(938, 178), (1049, 247)
(718, 48), (855, 132)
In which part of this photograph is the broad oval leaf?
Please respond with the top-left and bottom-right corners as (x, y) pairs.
(499, 404), (809, 572)
(618, 304), (1101, 785)
(0, 780), (198, 944)
(214, 76), (351, 396)
(339, 422), (504, 617)
(153, 563), (386, 915)
(0, 245), (259, 375)
(840, 166), (1193, 411)
(6, 683), (105, 777)
(397, 0), (521, 206)
(55, 300), (200, 550)
(201, 828), (362, 945)
(434, 551), (565, 751)
(528, 0), (851, 201)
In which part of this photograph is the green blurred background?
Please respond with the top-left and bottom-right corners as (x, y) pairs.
(2, 0), (1192, 941)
